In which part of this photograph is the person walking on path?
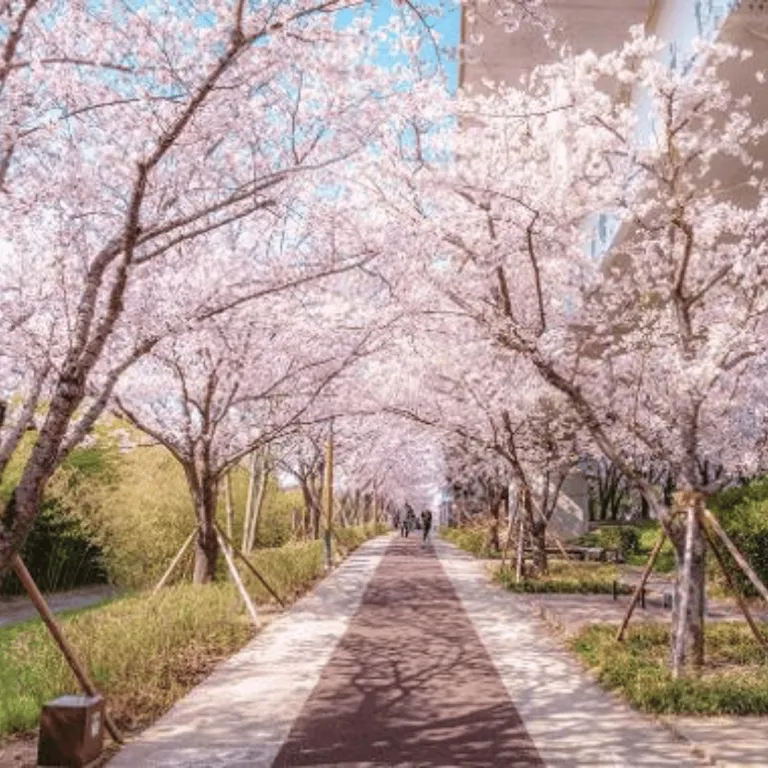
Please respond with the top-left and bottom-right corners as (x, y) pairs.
(401, 503), (415, 538)
(421, 508), (433, 544)
(399, 501), (413, 538)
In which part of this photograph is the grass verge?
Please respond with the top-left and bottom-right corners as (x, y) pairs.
(0, 525), (382, 738)
(495, 561), (633, 594)
(572, 622), (768, 714)
(440, 525), (499, 558)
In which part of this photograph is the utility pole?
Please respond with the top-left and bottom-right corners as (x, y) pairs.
(323, 419), (334, 570)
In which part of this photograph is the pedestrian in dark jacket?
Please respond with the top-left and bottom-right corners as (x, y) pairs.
(421, 509), (433, 543)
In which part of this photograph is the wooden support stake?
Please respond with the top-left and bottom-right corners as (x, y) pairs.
(515, 514), (525, 583)
(215, 525), (285, 608)
(152, 531), (196, 596)
(703, 507), (768, 605)
(700, 517), (768, 651)
(12, 555), (123, 744)
(616, 530), (667, 641)
(215, 529), (259, 627)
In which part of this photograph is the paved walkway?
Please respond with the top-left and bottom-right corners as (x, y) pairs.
(111, 536), (706, 767)
(0, 585), (114, 629)
(274, 538), (542, 766)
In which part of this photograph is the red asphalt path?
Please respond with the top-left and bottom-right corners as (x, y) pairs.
(274, 537), (544, 767)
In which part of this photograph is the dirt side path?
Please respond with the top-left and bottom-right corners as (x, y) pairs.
(275, 537), (543, 767)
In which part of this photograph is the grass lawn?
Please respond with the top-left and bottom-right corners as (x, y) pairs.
(495, 560), (633, 594)
(573, 622), (768, 714)
(0, 527), (384, 739)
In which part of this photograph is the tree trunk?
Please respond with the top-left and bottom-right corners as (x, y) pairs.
(520, 485), (547, 575)
(485, 491), (503, 553)
(530, 519), (548, 575)
(668, 492), (706, 670)
(185, 464), (219, 585)
(193, 517), (218, 584)
(0, 367), (87, 575)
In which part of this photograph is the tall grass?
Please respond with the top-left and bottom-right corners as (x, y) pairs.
(440, 525), (495, 557)
(0, 524), (384, 737)
(573, 622), (768, 714)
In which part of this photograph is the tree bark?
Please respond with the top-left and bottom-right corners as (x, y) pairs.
(485, 487), (505, 553)
(521, 486), (548, 575)
(530, 519), (548, 575)
(668, 493), (706, 670)
(184, 462), (219, 585)
(193, 518), (218, 584)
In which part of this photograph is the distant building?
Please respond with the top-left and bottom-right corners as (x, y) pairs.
(462, 1), (768, 257)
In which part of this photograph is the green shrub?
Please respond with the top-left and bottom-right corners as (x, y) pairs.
(573, 622), (768, 714)
(495, 561), (630, 594)
(440, 526), (496, 557)
(595, 526), (640, 557)
(1, 443), (115, 595)
(0, 502), (108, 595)
(709, 479), (768, 597)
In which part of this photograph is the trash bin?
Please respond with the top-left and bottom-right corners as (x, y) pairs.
(38, 694), (105, 767)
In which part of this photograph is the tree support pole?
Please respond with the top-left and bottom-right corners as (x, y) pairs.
(616, 531), (667, 641)
(214, 529), (259, 627)
(12, 555), (123, 744)
(515, 515), (525, 583)
(215, 525), (285, 608)
(700, 517), (768, 651)
(152, 531), (196, 596)
(703, 508), (768, 604)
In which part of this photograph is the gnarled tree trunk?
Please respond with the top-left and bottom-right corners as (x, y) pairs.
(184, 458), (219, 585)
(522, 486), (548, 575)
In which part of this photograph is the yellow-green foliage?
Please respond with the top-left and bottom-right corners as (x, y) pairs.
(0, 585), (251, 735)
(78, 446), (194, 590)
(63, 443), (305, 590)
(335, 522), (389, 554)
(0, 523), (385, 736)
(245, 540), (325, 602)
(441, 525), (495, 557)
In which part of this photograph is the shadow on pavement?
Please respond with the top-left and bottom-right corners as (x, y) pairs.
(275, 538), (543, 767)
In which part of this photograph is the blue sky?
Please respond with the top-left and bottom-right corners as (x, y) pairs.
(338, 0), (460, 93)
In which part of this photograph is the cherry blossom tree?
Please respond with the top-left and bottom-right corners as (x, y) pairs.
(0, 0), (436, 575)
(366, 30), (768, 669)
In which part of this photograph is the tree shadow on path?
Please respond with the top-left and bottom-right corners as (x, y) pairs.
(274, 539), (544, 767)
